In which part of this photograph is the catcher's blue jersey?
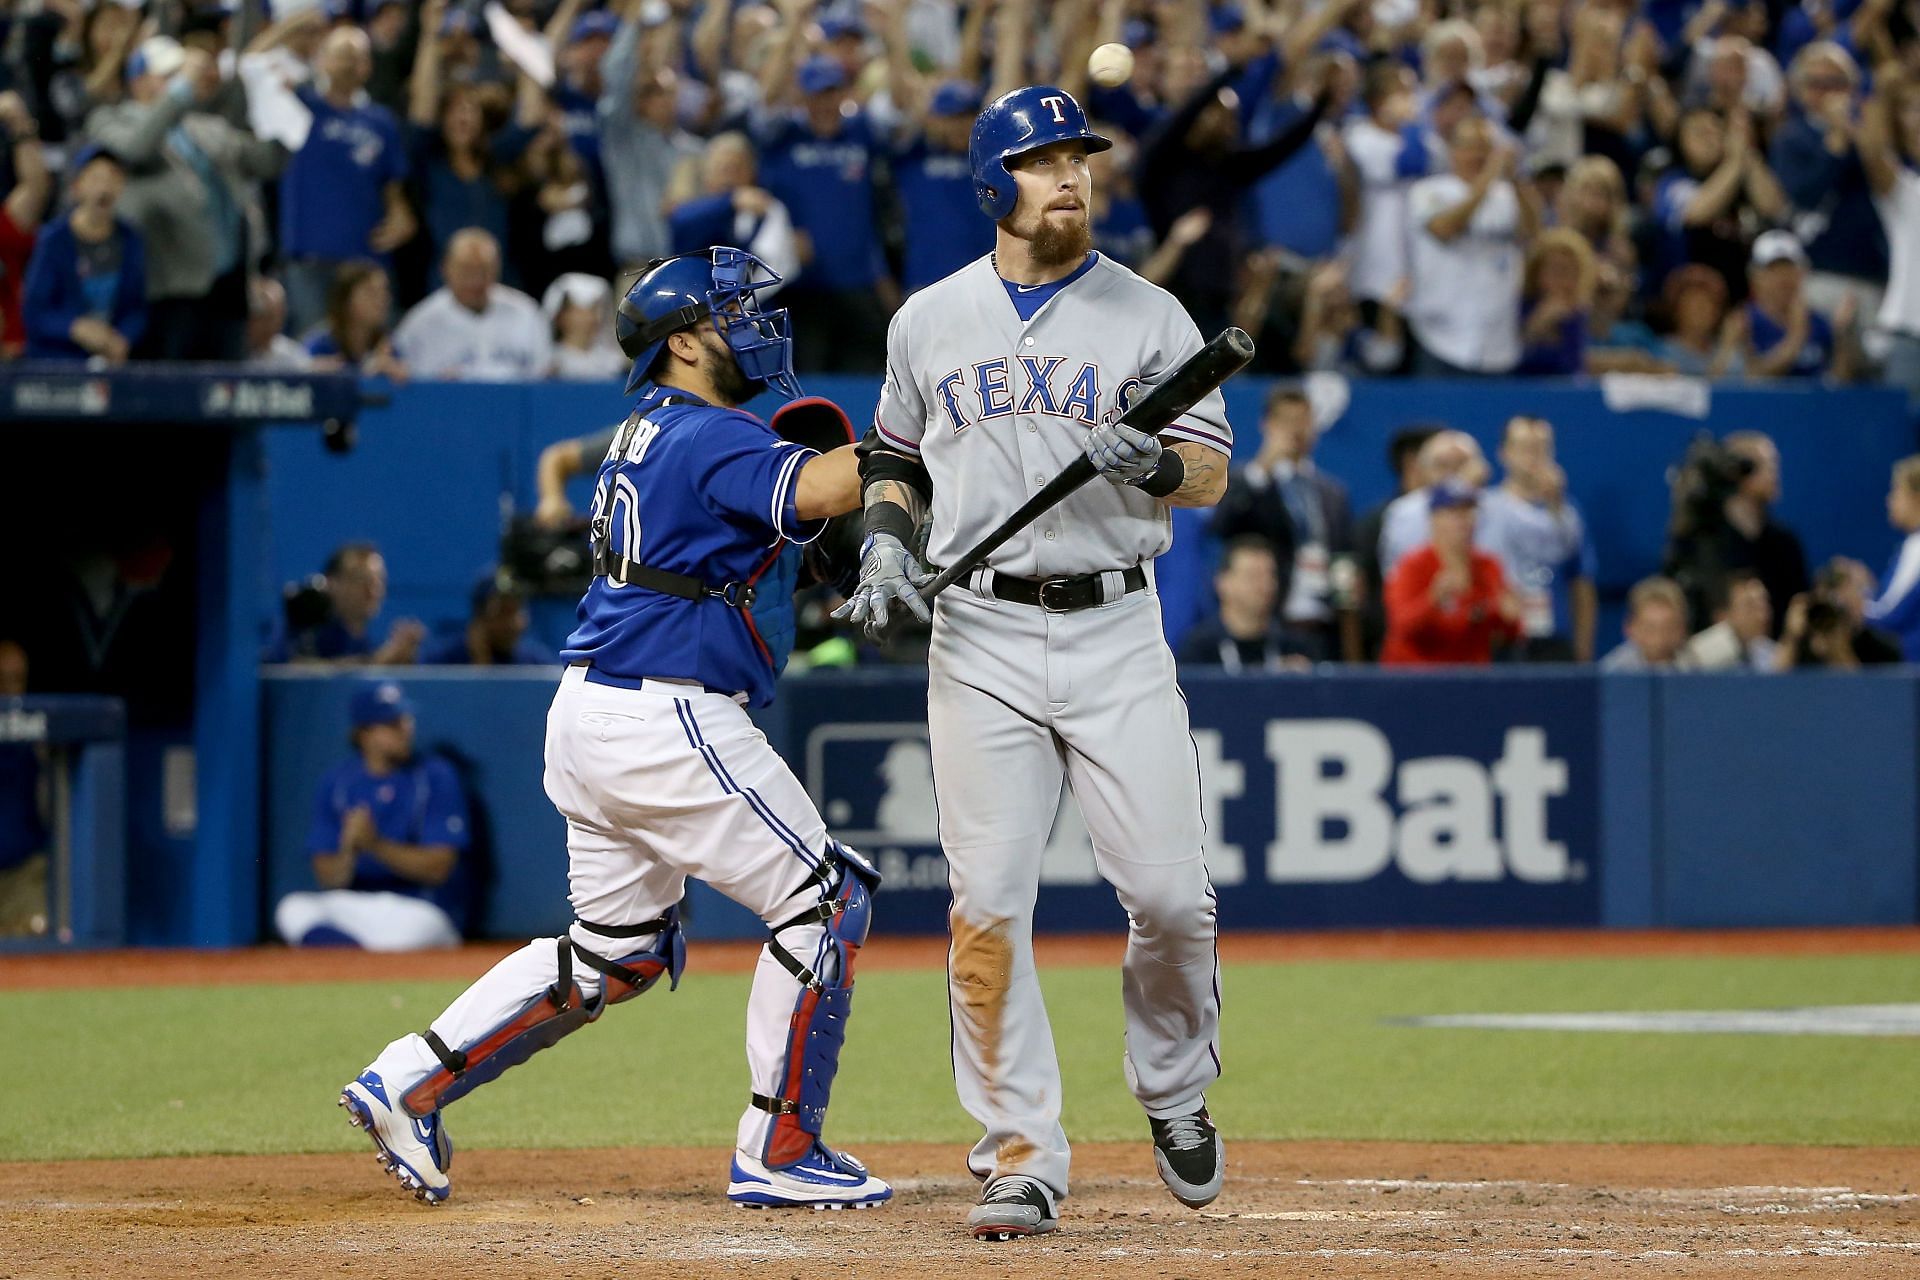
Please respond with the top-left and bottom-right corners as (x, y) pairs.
(561, 384), (823, 706)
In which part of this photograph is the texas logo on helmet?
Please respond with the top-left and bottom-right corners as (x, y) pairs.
(968, 85), (1113, 221)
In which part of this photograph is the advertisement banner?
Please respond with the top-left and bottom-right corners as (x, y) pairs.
(782, 671), (1602, 933)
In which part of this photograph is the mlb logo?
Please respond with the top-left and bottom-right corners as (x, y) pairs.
(803, 723), (1102, 885)
(805, 722), (938, 844)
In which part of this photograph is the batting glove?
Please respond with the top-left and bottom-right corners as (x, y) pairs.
(830, 531), (934, 640)
(1085, 419), (1162, 486)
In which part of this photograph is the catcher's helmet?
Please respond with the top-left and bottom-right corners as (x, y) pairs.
(614, 246), (802, 398)
(968, 85), (1112, 220)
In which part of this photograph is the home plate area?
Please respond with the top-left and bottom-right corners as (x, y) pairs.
(6, 1141), (1918, 1279)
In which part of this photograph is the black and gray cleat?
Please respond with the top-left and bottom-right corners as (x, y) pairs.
(966, 1174), (1059, 1241)
(1149, 1106), (1224, 1208)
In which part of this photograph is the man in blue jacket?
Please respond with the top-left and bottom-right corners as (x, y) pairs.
(1770, 43), (1888, 327)
(21, 145), (146, 362)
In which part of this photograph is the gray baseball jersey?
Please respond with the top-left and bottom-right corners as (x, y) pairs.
(873, 253), (1232, 577)
(875, 251), (1228, 1202)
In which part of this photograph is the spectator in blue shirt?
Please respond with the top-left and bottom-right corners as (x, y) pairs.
(304, 259), (409, 380)
(406, 3), (533, 289)
(420, 571), (558, 666)
(1769, 43), (1889, 324)
(885, 66), (995, 294)
(547, 2), (618, 168)
(266, 542), (425, 665)
(1652, 107), (1787, 300)
(273, 681), (471, 951)
(1653, 262), (1743, 376)
(279, 26), (418, 335)
(1867, 455), (1920, 662)
(1738, 229), (1857, 379)
(1517, 228), (1595, 375)
(21, 144), (146, 362)
(1248, 54), (1358, 278)
(753, 52), (891, 371)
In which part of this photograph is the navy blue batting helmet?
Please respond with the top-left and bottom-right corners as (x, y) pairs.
(614, 246), (802, 398)
(969, 85), (1112, 220)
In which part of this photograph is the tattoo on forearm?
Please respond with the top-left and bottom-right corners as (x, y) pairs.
(1169, 452), (1222, 505)
(865, 478), (927, 526)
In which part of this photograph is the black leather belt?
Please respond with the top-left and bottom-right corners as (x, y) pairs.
(987, 565), (1147, 612)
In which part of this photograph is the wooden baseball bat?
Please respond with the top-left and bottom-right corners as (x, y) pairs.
(917, 326), (1257, 604)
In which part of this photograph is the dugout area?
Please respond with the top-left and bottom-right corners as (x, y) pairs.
(4, 929), (1918, 1277)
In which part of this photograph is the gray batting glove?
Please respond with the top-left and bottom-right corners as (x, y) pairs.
(1085, 419), (1162, 485)
(830, 531), (934, 639)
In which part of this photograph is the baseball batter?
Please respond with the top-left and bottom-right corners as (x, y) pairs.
(837, 86), (1232, 1239)
(337, 247), (893, 1212)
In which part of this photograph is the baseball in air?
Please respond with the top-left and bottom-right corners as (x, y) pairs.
(1088, 42), (1134, 88)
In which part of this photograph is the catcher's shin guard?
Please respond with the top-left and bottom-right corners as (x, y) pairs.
(754, 844), (880, 1169)
(400, 911), (686, 1116)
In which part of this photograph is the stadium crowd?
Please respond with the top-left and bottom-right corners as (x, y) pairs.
(0, 0), (1915, 390)
(2, 0), (1920, 678)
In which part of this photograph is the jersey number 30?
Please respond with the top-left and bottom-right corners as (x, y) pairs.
(590, 416), (661, 590)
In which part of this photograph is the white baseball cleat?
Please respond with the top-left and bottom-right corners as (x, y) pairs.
(727, 1142), (893, 1209)
(339, 1070), (453, 1205)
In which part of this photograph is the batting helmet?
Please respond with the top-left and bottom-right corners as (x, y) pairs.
(615, 246), (802, 398)
(969, 85), (1112, 220)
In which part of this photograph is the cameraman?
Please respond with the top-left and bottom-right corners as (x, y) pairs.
(1663, 431), (1809, 636)
(266, 542), (425, 665)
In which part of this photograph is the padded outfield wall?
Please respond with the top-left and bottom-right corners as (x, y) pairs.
(260, 668), (1920, 943)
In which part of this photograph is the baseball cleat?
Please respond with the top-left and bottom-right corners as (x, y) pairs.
(967, 1174), (1058, 1240)
(339, 1070), (453, 1205)
(1149, 1106), (1224, 1208)
(727, 1141), (892, 1209)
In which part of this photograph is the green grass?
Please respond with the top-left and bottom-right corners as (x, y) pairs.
(4, 951), (1919, 1161)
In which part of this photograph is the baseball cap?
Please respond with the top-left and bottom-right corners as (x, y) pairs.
(441, 8), (476, 36)
(570, 10), (620, 44)
(541, 272), (611, 319)
(818, 15), (867, 41)
(1750, 228), (1809, 268)
(126, 35), (187, 83)
(69, 143), (126, 176)
(797, 54), (848, 96)
(470, 567), (525, 616)
(1210, 4), (1247, 34)
(929, 79), (983, 117)
(349, 681), (413, 729)
(1429, 479), (1480, 511)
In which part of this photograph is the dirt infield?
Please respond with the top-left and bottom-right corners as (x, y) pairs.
(7, 931), (1919, 1276)
(4, 1140), (1917, 1278)
(7, 925), (1920, 990)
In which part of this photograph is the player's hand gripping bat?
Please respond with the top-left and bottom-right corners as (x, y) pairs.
(916, 326), (1257, 605)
